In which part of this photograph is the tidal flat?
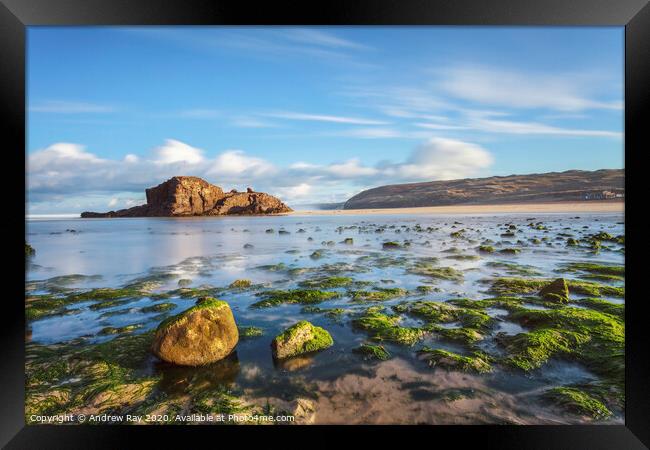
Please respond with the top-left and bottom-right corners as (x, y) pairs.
(25, 213), (624, 424)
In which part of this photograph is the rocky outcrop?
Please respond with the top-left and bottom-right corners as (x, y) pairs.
(145, 176), (224, 215)
(81, 176), (292, 217)
(151, 297), (239, 366)
(343, 169), (624, 210)
(209, 191), (294, 215)
(271, 321), (333, 359)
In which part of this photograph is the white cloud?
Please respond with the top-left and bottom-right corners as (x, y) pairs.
(337, 127), (403, 139)
(438, 66), (622, 112)
(152, 139), (205, 165)
(27, 137), (494, 213)
(207, 150), (276, 179)
(28, 143), (105, 173)
(414, 122), (470, 131)
(325, 159), (379, 177)
(274, 183), (313, 200)
(379, 137), (494, 181)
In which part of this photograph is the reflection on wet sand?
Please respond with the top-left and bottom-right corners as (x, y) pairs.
(155, 352), (241, 395)
(273, 354), (315, 372)
(246, 358), (619, 425)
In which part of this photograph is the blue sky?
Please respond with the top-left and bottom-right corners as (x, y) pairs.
(27, 26), (624, 214)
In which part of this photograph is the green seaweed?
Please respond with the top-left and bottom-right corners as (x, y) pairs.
(353, 343), (391, 361)
(157, 297), (228, 331)
(562, 263), (624, 277)
(251, 289), (339, 308)
(394, 300), (493, 331)
(352, 309), (424, 345)
(544, 387), (613, 420)
(498, 248), (521, 255)
(349, 287), (408, 302)
(229, 279), (252, 289)
(486, 261), (542, 276)
(497, 328), (589, 371)
(501, 306), (624, 384)
(573, 298), (624, 320)
(140, 302), (176, 313)
(407, 264), (464, 281)
(417, 348), (491, 373)
(298, 276), (353, 289)
(487, 277), (624, 298)
(238, 326), (264, 338)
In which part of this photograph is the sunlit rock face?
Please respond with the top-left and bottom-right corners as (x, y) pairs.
(80, 176), (292, 217)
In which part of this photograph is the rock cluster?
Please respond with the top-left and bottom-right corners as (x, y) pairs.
(151, 299), (333, 367)
(81, 176), (292, 217)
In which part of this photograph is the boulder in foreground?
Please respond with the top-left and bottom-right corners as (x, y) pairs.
(151, 297), (239, 366)
(271, 320), (333, 359)
(81, 176), (292, 217)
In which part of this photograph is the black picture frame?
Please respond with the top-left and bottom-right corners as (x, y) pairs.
(2, 0), (648, 448)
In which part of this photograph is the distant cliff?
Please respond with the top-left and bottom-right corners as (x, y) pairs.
(81, 176), (292, 218)
(343, 169), (624, 210)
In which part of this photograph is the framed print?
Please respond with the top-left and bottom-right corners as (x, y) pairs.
(1, 0), (648, 448)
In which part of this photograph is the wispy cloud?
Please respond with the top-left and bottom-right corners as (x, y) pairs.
(279, 28), (371, 51)
(121, 27), (373, 66)
(29, 100), (117, 114)
(264, 111), (389, 125)
(436, 65), (623, 112)
(229, 116), (278, 128)
(177, 109), (221, 119)
(466, 115), (622, 138)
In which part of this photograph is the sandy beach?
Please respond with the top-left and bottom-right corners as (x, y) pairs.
(291, 200), (624, 216)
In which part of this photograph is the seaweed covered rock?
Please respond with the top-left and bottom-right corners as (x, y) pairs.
(539, 278), (569, 303)
(271, 320), (333, 359)
(151, 297), (238, 366)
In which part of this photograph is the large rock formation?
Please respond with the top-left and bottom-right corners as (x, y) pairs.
(151, 297), (239, 366)
(81, 176), (292, 217)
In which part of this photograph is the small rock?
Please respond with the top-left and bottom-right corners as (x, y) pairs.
(271, 320), (333, 359)
(539, 278), (569, 303)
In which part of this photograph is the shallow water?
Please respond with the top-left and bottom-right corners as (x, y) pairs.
(25, 212), (624, 424)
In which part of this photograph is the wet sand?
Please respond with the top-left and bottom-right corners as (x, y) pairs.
(292, 200), (624, 216)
